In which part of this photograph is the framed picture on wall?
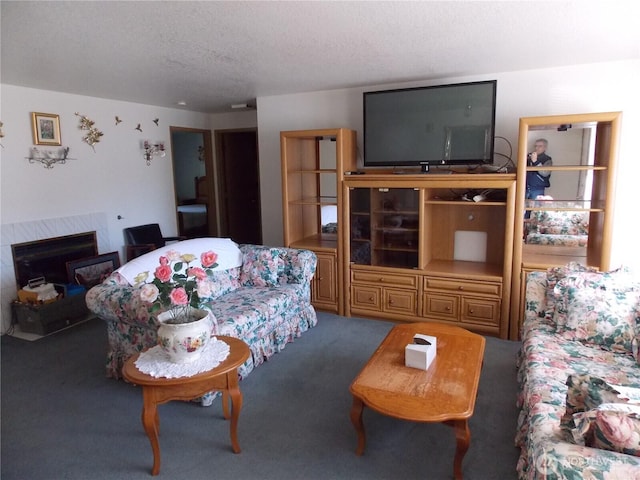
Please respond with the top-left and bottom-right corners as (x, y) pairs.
(31, 112), (61, 145)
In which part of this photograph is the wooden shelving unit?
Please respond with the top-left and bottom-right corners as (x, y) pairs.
(510, 112), (622, 340)
(281, 128), (356, 315)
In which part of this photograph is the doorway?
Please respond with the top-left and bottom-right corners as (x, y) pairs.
(214, 128), (262, 245)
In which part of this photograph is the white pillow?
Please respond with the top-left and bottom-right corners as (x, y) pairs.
(116, 238), (242, 285)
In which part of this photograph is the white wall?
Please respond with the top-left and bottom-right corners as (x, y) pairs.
(256, 60), (640, 273)
(0, 85), (212, 242)
(2, 59), (638, 331)
(0, 86), (256, 331)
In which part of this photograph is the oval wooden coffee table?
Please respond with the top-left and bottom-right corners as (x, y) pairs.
(349, 322), (485, 480)
(123, 336), (250, 475)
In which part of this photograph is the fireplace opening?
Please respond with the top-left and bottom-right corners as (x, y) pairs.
(11, 232), (98, 289)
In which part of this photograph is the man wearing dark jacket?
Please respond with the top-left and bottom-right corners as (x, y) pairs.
(526, 138), (552, 200)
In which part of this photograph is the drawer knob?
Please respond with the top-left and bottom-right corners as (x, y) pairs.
(318, 277), (323, 281)
(389, 299), (394, 305)
(458, 286), (464, 290)
(446, 306), (451, 311)
(379, 277), (384, 282)
(369, 296), (374, 301)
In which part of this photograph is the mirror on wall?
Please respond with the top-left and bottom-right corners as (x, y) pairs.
(319, 138), (338, 235)
(526, 124), (596, 199)
(523, 123), (597, 248)
(171, 130), (209, 238)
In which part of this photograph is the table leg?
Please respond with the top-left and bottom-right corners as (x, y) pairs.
(141, 388), (161, 476)
(222, 390), (230, 420)
(350, 396), (366, 456)
(452, 419), (470, 480)
(227, 372), (243, 454)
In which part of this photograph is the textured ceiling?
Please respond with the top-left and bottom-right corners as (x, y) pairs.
(2, 1), (639, 113)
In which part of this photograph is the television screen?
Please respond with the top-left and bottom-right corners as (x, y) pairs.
(363, 80), (497, 169)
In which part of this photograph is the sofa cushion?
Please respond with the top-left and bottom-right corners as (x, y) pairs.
(239, 247), (283, 287)
(211, 285), (301, 339)
(206, 267), (241, 300)
(553, 271), (640, 355)
(116, 238), (242, 285)
(560, 374), (640, 433)
(533, 210), (589, 236)
(544, 263), (598, 324)
(561, 374), (640, 456)
(573, 403), (640, 456)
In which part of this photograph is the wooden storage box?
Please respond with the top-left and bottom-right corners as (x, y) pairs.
(12, 293), (89, 335)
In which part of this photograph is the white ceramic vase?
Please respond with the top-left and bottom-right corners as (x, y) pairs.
(156, 308), (213, 363)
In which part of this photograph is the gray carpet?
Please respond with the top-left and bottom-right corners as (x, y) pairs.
(1, 312), (521, 479)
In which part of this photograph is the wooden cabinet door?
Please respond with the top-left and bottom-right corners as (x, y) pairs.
(312, 253), (337, 312)
(384, 288), (417, 315)
(351, 285), (382, 311)
(423, 292), (459, 321)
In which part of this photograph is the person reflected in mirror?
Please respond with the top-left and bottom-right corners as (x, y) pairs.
(526, 138), (552, 198)
(525, 138), (552, 219)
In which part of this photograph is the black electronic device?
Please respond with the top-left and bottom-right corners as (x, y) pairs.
(363, 80), (497, 172)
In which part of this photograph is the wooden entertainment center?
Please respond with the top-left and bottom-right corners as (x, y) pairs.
(281, 113), (620, 340)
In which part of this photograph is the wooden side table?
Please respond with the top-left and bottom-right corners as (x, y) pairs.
(123, 336), (250, 475)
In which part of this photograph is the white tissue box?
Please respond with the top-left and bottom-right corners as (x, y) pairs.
(405, 334), (437, 370)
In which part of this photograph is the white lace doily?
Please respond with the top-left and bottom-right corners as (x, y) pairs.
(135, 337), (230, 379)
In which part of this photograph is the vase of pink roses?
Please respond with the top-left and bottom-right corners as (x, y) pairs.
(135, 250), (220, 363)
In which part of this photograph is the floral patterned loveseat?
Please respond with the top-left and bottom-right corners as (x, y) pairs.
(516, 264), (640, 479)
(86, 238), (317, 381)
(525, 206), (589, 247)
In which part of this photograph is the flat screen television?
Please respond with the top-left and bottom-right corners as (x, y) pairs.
(363, 80), (497, 172)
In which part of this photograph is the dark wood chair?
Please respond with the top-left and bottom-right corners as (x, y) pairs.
(123, 224), (185, 262)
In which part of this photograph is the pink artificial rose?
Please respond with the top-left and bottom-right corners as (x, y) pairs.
(159, 256), (169, 266)
(201, 251), (218, 268)
(188, 267), (207, 280)
(140, 284), (159, 303)
(169, 287), (189, 306)
(155, 264), (172, 283)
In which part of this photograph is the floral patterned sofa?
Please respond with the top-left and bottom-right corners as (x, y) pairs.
(86, 238), (317, 382)
(525, 206), (589, 247)
(516, 264), (640, 479)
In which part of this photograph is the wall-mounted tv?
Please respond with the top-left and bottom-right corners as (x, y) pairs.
(363, 80), (497, 172)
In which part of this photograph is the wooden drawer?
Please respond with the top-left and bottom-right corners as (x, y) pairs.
(424, 277), (501, 297)
(422, 293), (459, 321)
(462, 297), (501, 326)
(351, 285), (381, 310)
(385, 288), (417, 315)
(352, 270), (418, 289)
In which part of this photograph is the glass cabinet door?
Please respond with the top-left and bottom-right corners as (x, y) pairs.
(349, 188), (372, 265)
(350, 188), (419, 268)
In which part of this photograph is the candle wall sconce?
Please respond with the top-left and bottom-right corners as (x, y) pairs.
(142, 140), (165, 165)
(26, 146), (74, 169)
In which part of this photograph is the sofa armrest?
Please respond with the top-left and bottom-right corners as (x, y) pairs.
(239, 244), (317, 286)
(85, 273), (158, 329)
(279, 247), (317, 285)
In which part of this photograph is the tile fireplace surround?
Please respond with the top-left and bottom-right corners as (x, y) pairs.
(0, 212), (110, 334)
